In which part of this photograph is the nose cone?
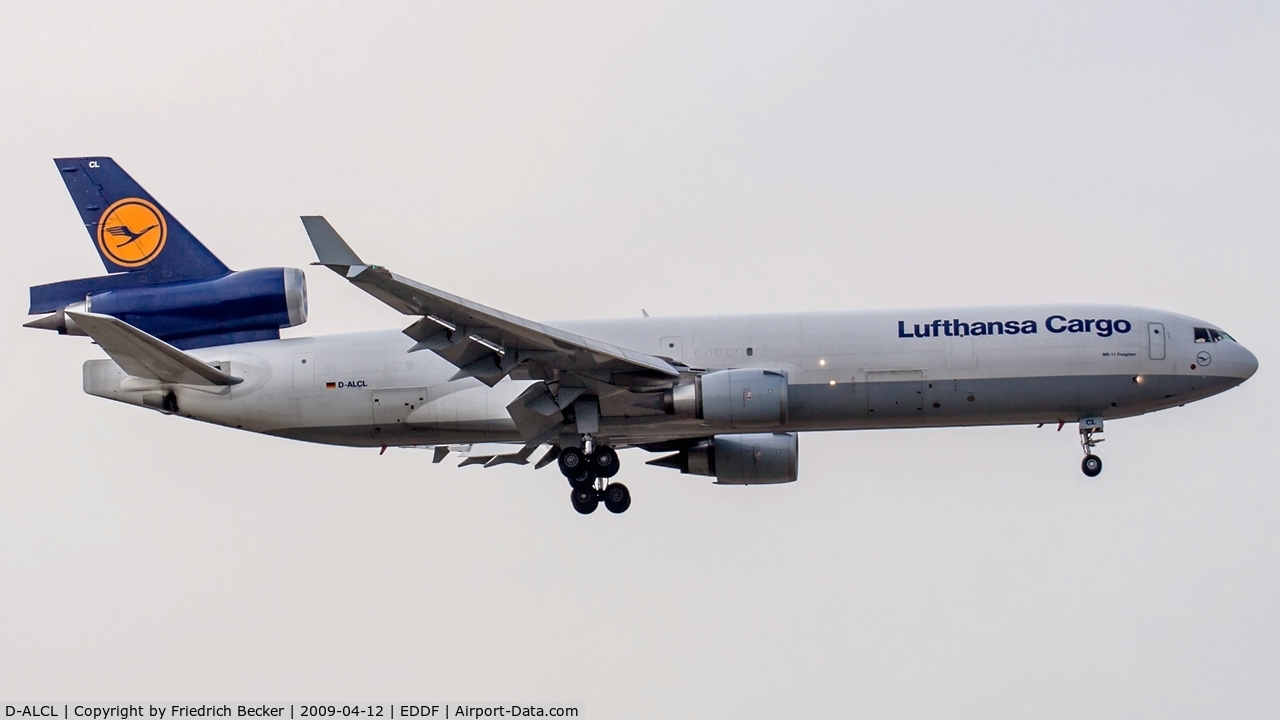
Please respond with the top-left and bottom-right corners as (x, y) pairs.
(1238, 344), (1260, 381)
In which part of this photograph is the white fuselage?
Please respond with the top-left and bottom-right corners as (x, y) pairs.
(82, 304), (1258, 448)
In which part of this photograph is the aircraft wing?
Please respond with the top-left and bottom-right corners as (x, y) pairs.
(67, 311), (242, 386)
(301, 216), (680, 388)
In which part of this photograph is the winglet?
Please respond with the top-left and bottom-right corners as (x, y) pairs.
(301, 216), (364, 268)
(67, 311), (242, 386)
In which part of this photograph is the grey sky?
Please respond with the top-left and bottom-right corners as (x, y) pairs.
(1, 2), (1277, 717)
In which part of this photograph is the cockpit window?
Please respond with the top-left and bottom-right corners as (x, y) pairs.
(1194, 327), (1234, 343)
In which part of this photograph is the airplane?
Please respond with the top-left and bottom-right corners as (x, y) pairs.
(26, 157), (1259, 515)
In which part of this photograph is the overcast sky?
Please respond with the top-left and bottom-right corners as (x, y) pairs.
(1, 2), (1277, 717)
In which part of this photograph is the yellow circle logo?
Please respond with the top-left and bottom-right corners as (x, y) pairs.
(96, 198), (168, 268)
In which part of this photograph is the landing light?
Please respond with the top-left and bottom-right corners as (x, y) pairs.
(1133, 376), (1144, 384)
(819, 359), (827, 366)
(829, 380), (837, 386)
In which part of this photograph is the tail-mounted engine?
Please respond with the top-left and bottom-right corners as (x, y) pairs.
(647, 432), (799, 485)
(27, 267), (308, 350)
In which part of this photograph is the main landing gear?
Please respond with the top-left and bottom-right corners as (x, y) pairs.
(558, 441), (629, 515)
(1079, 417), (1104, 477)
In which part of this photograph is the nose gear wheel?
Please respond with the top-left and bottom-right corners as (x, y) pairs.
(1081, 454), (1103, 477)
(1079, 424), (1105, 477)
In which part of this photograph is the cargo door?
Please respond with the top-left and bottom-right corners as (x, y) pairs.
(866, 370), (924, 417)
(1148, 323), (1166, 361)
(373, 388), (428, 425)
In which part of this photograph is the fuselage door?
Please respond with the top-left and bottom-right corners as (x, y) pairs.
(1148, 323), (1166, 361)
(373, 388), (428, 425)
(660, 336), (684, 362)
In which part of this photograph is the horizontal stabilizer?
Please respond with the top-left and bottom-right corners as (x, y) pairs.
(66, 312), (242, 386)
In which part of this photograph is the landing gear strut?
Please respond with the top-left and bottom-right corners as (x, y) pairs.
(558, 442), (630, 515)
(1079, 417), (1104, 477)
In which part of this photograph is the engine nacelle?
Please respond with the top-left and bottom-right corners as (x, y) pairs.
(648, 432), (799, 485)
(30, 267), (307, 349)
(666, 368), (788, 428)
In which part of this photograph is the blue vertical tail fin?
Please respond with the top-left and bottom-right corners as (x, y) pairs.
(54, 157), (230, 281)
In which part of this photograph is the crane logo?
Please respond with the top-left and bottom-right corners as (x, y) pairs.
(96, 198), (168, 268)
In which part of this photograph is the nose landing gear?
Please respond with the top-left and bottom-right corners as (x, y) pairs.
(559, 441), (630, 515)
(1079, 417), (1104, 477)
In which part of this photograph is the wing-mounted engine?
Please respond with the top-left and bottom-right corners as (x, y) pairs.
(27, 267), (308, 350)
(647, 432), (799, 484)
(665, 368), (789, 428)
